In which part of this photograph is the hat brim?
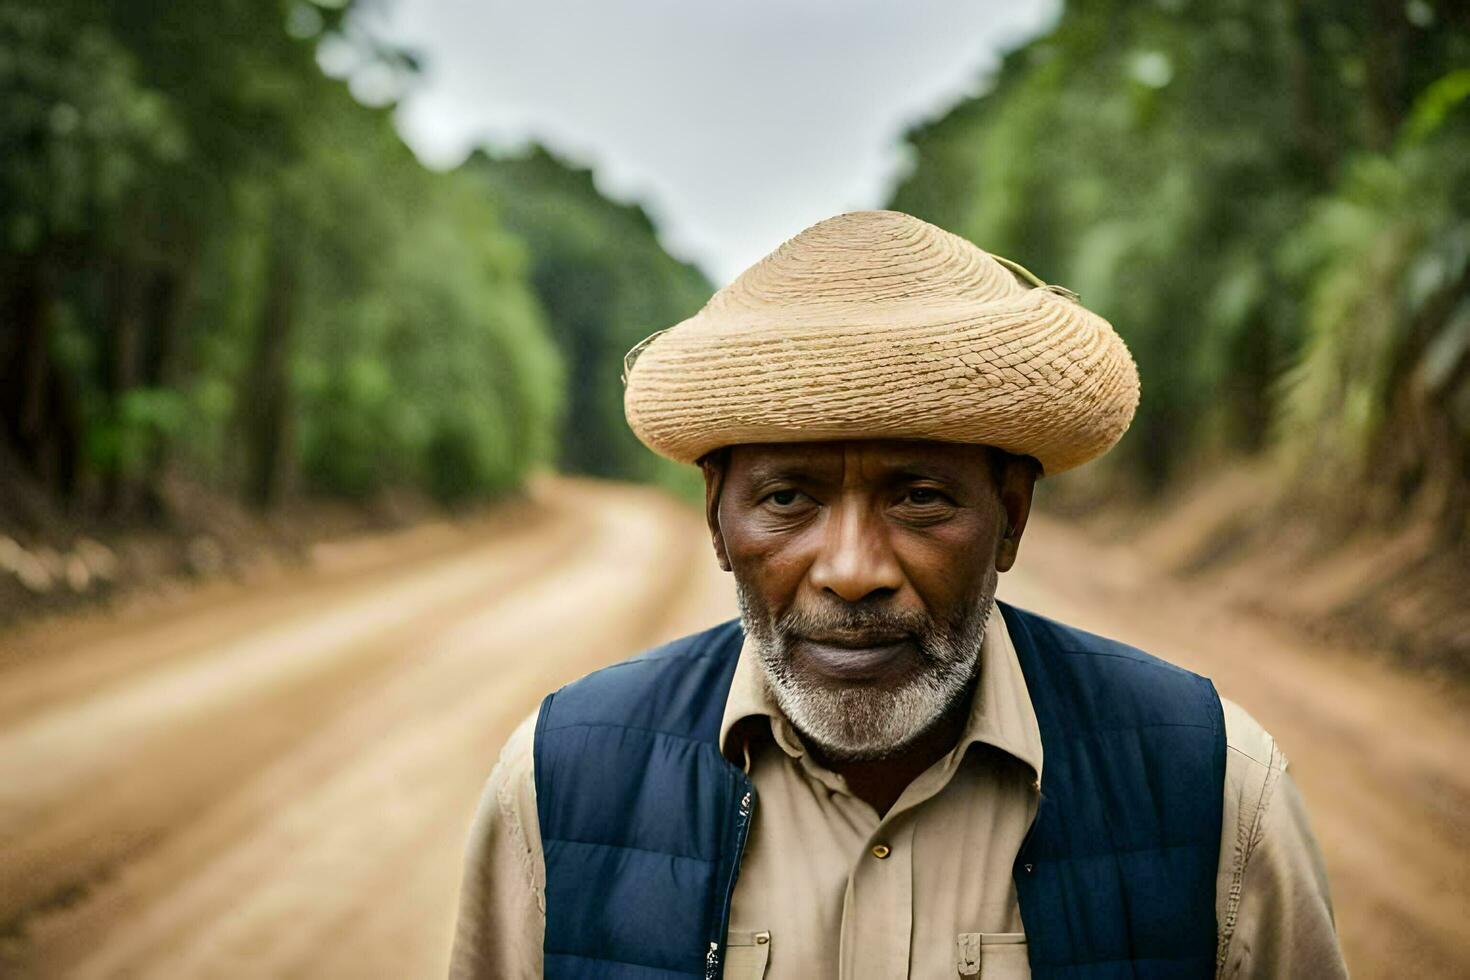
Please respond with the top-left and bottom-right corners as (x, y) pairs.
(624, 287), (1138, 476)
(623, 210), (1139, 475)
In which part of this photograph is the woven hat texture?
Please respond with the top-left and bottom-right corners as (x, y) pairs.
(622, 210), (1139, 475)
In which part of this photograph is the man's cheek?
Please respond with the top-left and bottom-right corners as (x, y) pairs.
(732, 563), (799, 618)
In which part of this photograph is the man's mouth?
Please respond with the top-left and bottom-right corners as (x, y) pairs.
(803, 627), (908, 647)
(792, 632), (915, 681)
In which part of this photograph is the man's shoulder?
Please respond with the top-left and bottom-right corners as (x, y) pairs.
(497, 622), (741, 790)
(1009, 602), (1285, 808)
(1214, 693), (1299, 965)
(1217, 694), (1287, 838)
(555, 619), (743, 693)
(467, 708), (543, 892)
(495, 710), (540, 786)
(1002, 600), (1207, 677)
(1000, 601), (1223, 730)
(480, 619), (748, 816)
(1219, 695), (1284, 773)
(538, 619), (744, 736)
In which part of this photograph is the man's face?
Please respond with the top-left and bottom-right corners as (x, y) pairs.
(707, 440), (1035, 762)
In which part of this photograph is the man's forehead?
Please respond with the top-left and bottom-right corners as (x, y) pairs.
(726, 439), (993, 479)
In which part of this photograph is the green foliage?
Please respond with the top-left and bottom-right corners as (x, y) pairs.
(891, 0), (1470, 533)
(1402, 69), (1470, 144)
(0, 0), (566, 515)
(463, 147), (713, 488)
(0, 3), (186, 252)
(1278, 121), (1470, 521)
(274, 97), (562, 502)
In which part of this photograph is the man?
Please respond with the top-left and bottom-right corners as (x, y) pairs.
(450, 211), (1346, 979)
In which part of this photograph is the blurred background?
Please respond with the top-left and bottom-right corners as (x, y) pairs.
(0, 0), (1466, 976)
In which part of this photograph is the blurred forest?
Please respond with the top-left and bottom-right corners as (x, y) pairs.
(0, 0), (708, 542)
(2, 0), (1467, 630)
(465, 148), (711, 488)
(891, 0), (1470, 542)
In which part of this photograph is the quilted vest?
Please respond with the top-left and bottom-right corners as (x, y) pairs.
(533, 601), (1225, 979)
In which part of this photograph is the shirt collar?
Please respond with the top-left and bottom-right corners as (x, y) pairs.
(717, 601), (1044, 783)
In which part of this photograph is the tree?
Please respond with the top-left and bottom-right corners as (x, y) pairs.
(464, 146), (713, 486)
(889, 0), (1470, 538)
(0, 0), (565, 525)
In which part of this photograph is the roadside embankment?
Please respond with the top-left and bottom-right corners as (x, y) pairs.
(1045, 461), (1470, 686)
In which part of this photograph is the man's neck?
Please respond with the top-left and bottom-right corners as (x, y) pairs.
(811, 693), (973, 818)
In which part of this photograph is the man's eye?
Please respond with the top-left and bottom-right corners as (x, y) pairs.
(767, 489), (802, 507)
(905, 488), (945, 505)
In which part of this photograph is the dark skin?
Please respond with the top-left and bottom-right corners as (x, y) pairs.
(702, 439), (1039, 816)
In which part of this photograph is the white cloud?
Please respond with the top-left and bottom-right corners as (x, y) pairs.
(364, 0), (1059, 283)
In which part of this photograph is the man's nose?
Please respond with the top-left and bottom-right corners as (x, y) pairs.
(807, 501), (903, 602)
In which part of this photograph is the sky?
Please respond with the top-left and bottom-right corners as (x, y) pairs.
(357, 0), (1058, 284)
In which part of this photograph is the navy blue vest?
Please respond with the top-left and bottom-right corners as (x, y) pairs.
(534, 601), (1225, 979)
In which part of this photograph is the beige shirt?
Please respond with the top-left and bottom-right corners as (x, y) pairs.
(450, 606), (1346, 979)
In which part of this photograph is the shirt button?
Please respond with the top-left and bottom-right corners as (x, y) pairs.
(871, 843), (891, 860)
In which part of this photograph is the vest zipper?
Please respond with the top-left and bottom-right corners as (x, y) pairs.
(705, 781), (755, 980)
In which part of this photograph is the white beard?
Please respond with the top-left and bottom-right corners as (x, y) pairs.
(736, 584), (992, 763)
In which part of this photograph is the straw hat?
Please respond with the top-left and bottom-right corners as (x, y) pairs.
(622, 210), (1139, 476)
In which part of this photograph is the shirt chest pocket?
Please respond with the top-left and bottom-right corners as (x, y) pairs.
(724, 930), (771, 979)
(956, 932), (1028, 978)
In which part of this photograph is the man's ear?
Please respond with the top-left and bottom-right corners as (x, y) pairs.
(995, 452), (1039, 573)
(700, 451), (732, 572)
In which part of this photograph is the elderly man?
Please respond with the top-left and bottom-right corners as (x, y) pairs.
(450, 211), (1346, 979)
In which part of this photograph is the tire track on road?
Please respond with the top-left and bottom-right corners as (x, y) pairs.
(5, 479), (734, 978)
(0, 497), (594, 944)
(0, 503), (553, 729)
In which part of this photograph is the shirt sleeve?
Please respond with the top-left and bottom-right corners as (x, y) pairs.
(449, 711), (546, 980)
(1217, 698), (1347, 979)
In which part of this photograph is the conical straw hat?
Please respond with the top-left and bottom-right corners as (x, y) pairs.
(623, 210), (1139, 475)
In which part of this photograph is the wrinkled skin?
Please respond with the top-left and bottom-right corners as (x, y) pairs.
(702, 439), (1039, 815)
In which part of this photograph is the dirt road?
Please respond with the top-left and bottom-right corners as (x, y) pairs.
(0, 478), (1465, 977)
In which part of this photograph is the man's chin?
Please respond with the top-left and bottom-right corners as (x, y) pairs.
(798, 722), (931, 764)
(763, 669), (950, 763)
